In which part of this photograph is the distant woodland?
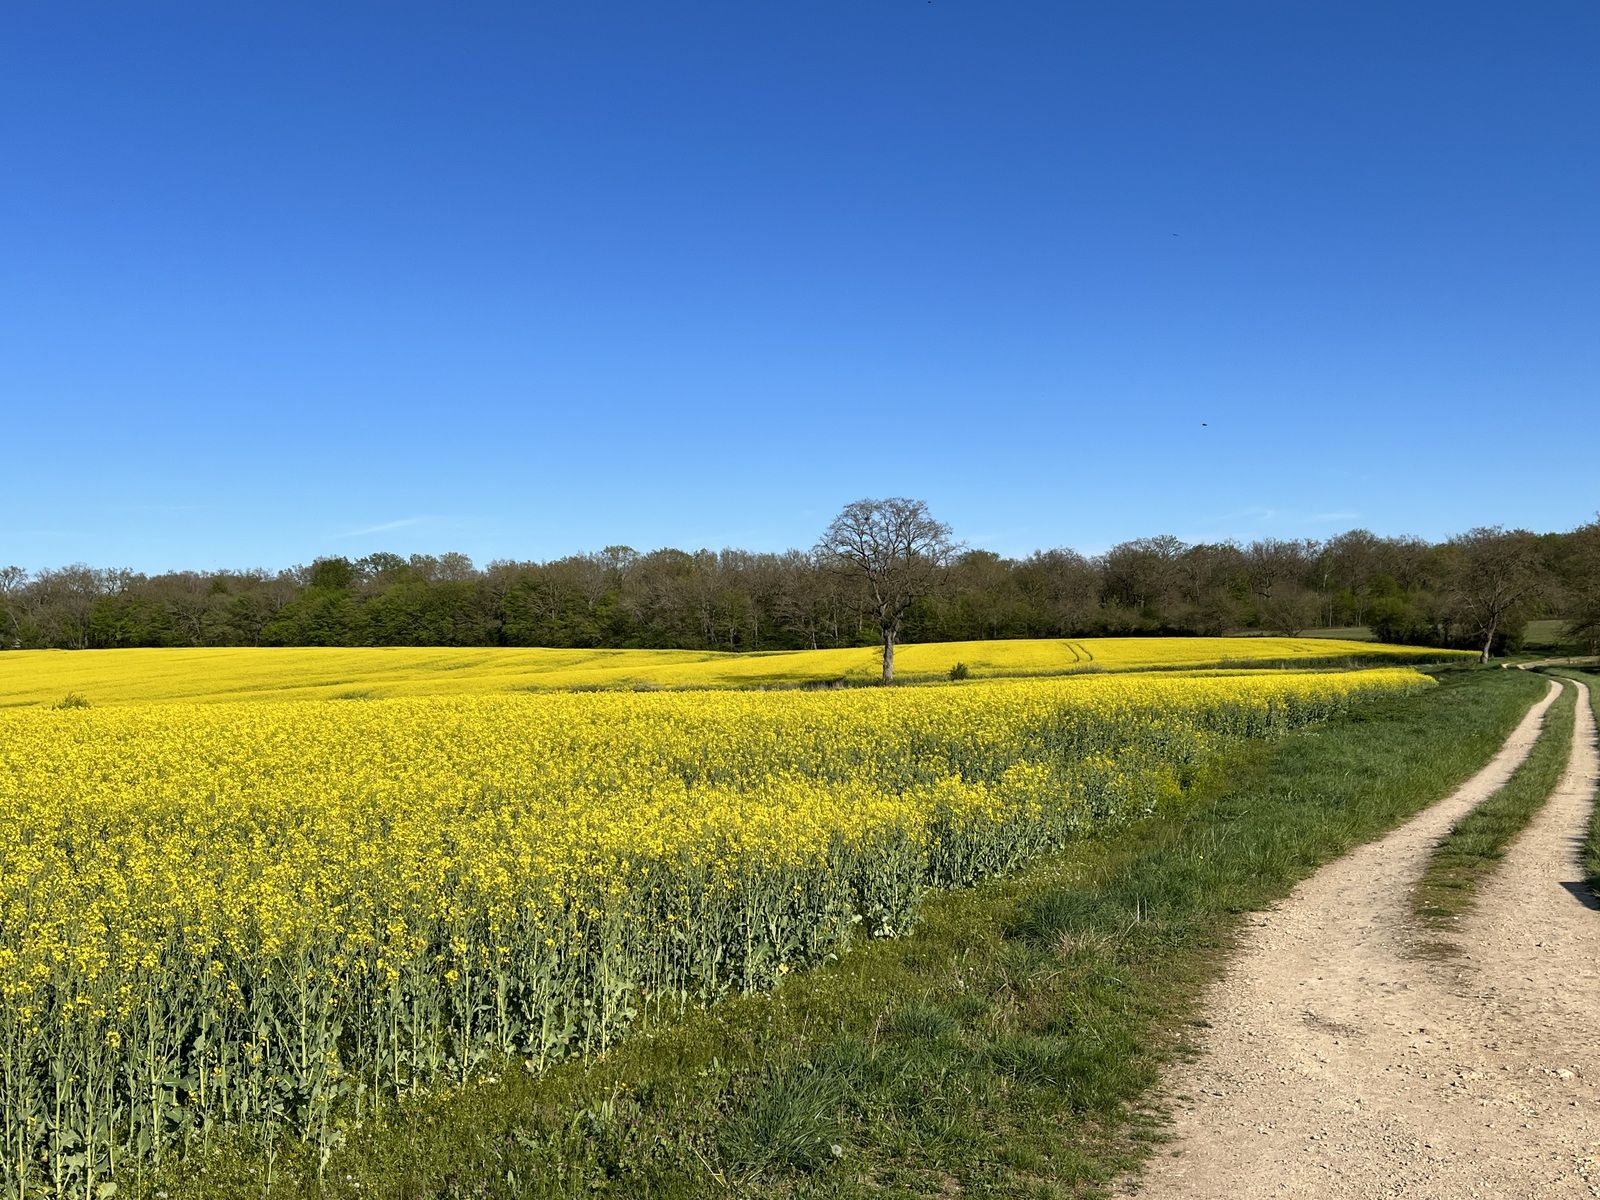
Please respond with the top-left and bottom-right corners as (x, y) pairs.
(3, 520), (1597, 657)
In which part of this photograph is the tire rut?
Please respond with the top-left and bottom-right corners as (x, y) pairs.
(1118, 679), (1600, 1198)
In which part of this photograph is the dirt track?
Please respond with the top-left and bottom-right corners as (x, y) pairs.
(1121, 678), (1600, 1198)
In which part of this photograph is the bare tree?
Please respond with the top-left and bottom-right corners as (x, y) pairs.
(146, 571), (223, 645)
(1443, 526), (1543, 663)
(1100, 534), (1187, 618)
(0, 566), (26, 647)
(1562, 518), (1600, 655)
(1176, 542), (1247, 634)
(29, 565), (128, 649)
(1319, 529), (1386, 626)
(772, 550), (830, 649)
(1243, 538), (1320, 636)
(816, 498), (957, 682)
(1014, 548), (1101, 635)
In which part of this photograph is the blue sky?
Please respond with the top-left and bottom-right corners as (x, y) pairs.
(3, 2), (1596, 574)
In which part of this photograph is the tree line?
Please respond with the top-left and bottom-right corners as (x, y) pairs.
(3, 514), (1596, 659)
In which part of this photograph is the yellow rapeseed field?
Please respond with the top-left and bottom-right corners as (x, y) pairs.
(0, 636), (1465, 707)
(0, 665), (1432, 1193)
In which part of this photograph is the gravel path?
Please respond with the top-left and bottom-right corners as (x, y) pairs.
(1119, 678), (1600, 1198)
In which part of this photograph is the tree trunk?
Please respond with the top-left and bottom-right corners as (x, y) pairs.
(882, 627), (896, 682)
(1480, 616), (1496, 664)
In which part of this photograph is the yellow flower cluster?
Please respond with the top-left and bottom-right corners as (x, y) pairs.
(0, 636), (1465, 707)
(0, 666), (1431, 1193)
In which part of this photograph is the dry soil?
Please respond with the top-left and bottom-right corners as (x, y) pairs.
(1120, 677), (1600, 1198)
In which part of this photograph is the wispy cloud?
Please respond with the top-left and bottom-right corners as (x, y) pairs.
(1198, 506), (1280, 526)
(107, 503), (213, 514)
(336, 516), (440, 539)
(1198, 506), (1361, 531)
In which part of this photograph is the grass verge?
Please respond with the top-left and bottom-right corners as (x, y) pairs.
(136, 668), (1541, 1200)
(1411, 677), (1575, 930)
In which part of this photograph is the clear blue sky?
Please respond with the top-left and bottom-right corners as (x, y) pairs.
(4, 2), (1596, 574)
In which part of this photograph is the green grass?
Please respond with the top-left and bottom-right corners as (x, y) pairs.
(1412, 677), (1576, 931)
(1523, 618), (1578, 651)
(1586, 675), (1600, 895)
(132, 668), (1542, 1200)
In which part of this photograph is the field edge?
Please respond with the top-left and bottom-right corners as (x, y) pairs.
(129, 666), (1543, 1200)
